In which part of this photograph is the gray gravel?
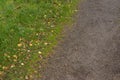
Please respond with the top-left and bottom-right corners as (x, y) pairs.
(40, 0), (120, 80)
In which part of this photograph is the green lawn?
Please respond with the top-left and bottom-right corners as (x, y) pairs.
(0, 0), (78, 80)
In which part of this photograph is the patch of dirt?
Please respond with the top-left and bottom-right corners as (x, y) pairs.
(39, 0), (120, 80)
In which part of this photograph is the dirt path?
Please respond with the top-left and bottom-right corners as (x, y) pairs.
(40, 0), (120, 80)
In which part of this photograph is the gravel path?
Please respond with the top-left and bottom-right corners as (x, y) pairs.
(40, 0), (120, 80)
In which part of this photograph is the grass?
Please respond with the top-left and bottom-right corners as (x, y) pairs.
(0, 0), (79, 80)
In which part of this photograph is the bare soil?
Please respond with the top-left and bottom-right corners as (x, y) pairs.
(40, 0), (120, 80)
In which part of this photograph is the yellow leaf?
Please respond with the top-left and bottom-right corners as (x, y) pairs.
(17, 43), (22, 47)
